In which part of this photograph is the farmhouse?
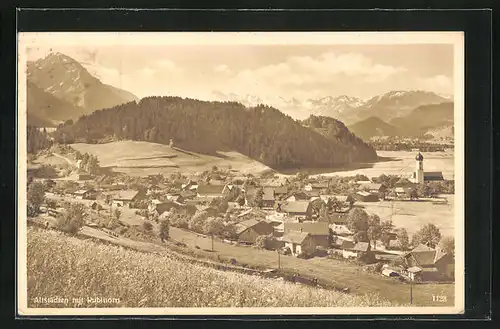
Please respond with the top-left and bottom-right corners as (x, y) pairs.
(273, 186), (288, 197)
(304, 182), (329, 192)
(77, 173), (92, 181)
(262, 188), (276, 208)
(283, 221), (330, 248)
(342, 241), (371, 259)
(281, 231), (316, 257)
(235, 219), (274, 244)
(329, 223), (352, 236)
(402, 244), (454, 281)
(277, 201), (312, 221)
(72, 188), (97, 200)
(361, 183), (386, 194)
(196, 184), (226, 199)
(111, 190), (143, 207)
(285, 192), (310, 202)
(353, 191), (379, 202)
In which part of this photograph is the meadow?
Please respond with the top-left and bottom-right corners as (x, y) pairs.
(26, 226), (394, 308)
(70, 141), (270, 176)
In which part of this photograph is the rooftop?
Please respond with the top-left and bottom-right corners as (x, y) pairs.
(281, 231), (310, 245)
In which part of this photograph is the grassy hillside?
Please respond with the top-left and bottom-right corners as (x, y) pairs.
(348, 116), (401, 141)
(389, 102), (454, 137)
(26, 226), (393, 308)
(27, 82), (86, 127)
(70, 141), (271, 176)
(54, 96), (377, 170)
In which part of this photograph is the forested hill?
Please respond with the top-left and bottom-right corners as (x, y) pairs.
(53, 97), (377, 169)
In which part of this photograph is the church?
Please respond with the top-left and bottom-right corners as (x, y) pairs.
(410, 152), (445, 183)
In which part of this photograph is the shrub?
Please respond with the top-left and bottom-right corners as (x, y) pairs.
(55, 203), (86, 235)
(143, 221), (153, 232)
(159, 220), (170, 242)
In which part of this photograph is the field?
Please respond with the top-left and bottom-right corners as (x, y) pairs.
(26, 226), (394, 308)
(357, 195), (455, 237)
(311, 150), (454, 180)
(70, 141), (270, 176)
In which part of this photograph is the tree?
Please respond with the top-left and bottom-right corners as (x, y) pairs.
(189, 210), (208, 233)
(353, 230), (369, 243)
(253, 187), (264, 208)
(379, 220), (395, 248)
(346, 195), (356, 209)
(346, 208), (369, 234)
(56, 203), (86, 234)
(255, 235), (271, 250)
(27, 182), (45, 217)
(159, 219), (170, 242)
(367, 214), (382, 249)
(412, 223), (442, 248)
(397, 228), (410, 251)
(109, 208), (121, 228)
(202, 217), (225, 237)
(87, 155), (100, 175)
(438, 236), (455, 257)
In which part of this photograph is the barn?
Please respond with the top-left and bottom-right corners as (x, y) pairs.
(235, 219), (274, 244)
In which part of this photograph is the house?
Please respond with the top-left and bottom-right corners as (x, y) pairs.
(77, 173), (92, 181)
(111, 190), (143, 207)
(343, 241), (371, 258)
(382, 268), (400, 277)
(286, 192), (310, 202)
(306, 190), (320, 200)
(172, 178), (189, 189)
(196, 184), (226, 199)
(180, 190), (197, 200)
(281, 231), (316, 257)
(353, 191), (379, 202)
(277, 201), (312, 221)
(424, 172), (445, 181)
(361, 183), (386, 194)
(262, 188), (275, 208)
(273, 186), (288, 197)
(329, 212), (348, 225)
(402, 244), (454, 281)
(72, 188), (97, 200)
(152, 201), (179, 216)
(209, 178), (226, 186)
(394, 187), (408, 198)
(283, 221), (330, 248)
(304, 181), (329, 192)
(260, 177), (288, 188)
(329, 224), (352, 236)
(235, 219), (274, 244)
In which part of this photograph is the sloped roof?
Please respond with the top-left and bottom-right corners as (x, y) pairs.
(424, 172), (444, 180)
(356, 191), (373, 197)
(113, 190), (140, 201)
(234, 218), (270, 235)
(197, 184), (225, 195)
(281, 231), (310, 245)
(310, 182), (329, 189)
(408, 244), (437, 266)
(284, 221), (329, 236)
(352, 242), (370, 252)
(279, 201), (311, 214)
(363, 183), (383, 191)
(274, 186), (288, 194)
(341, 240), (355, 249)
(329, 224), (352, 235)
(434, 246), (453, 264)
(407, 266), (423, 273)
(262, 188), (275, 201)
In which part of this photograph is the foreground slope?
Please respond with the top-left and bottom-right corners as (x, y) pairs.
(27, 226), (393, 308)
(55, 97), (377, 169)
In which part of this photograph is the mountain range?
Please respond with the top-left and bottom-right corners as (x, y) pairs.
(26, 52), (138, 126)
(27, 52), (453, 143)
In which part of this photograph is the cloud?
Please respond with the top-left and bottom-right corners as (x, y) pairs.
(214, 64), (231, 74)
(140, 67), (156, 77)
(416, 74), (453, 94)
(156, 59), (182, 73)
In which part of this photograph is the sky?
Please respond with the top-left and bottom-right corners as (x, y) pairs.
(25, 38), (455, 102)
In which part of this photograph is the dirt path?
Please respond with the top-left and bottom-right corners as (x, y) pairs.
(51, 152), (76, 167)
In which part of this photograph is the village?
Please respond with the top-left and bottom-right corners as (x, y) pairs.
(27, 143), (455, 297)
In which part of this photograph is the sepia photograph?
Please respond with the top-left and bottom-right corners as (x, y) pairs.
(17, 32), (464, 316)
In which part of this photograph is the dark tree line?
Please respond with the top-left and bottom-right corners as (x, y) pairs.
(27, 125), (52, 154)
(53, 97), (377, 169)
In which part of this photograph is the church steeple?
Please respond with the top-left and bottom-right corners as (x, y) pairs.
(415, 152), (424, 183)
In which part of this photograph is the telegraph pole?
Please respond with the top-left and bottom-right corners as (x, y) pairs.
(211, 234), (214, 251)
(277, 250), (281, 270)
(410, 280), (413, 305)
